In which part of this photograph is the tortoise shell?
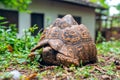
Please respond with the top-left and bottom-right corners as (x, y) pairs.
(30, 14), (97, 66)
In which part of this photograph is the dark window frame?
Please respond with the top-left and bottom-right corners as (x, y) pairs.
(0, 9), (19, 30)
(58, 15), (81, 24)
(31, 13), (44, 36)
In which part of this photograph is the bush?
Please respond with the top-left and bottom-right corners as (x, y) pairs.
(0, 17), (41, 71)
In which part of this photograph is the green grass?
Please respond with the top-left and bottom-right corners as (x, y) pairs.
(97, 41), (120, 54)
(0, 21), (120, 79)
(0, 24), (41, 72)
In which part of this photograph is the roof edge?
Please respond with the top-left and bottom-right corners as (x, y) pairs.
(54, 0), (107, 10)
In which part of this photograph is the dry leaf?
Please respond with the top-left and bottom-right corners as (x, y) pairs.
(101, 75), (111, 80)
(25, 73), (38, 80)
(7, 45), (13, 52)
(40, 66), (56, 72)
(28, 52), (36, 60)
(116, 66), (120, 70)
(28, 52), (35, 57)
(94, 66), (106, 74)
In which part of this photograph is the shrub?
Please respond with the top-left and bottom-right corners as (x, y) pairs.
(0, 17), (41, 71)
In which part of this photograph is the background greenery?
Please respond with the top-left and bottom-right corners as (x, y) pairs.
(0, 0), (32, 12)
(0, 22), (120, 79)
(0, 0), (120, 79)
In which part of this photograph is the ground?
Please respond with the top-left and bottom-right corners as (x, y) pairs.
(0, 41), (120, 80)
(0, 26), (120, 80)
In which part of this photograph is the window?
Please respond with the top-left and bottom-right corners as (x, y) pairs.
(58, 15), (81, 24)
(0, 9), (18, 28)
(31, 13), (44, 35)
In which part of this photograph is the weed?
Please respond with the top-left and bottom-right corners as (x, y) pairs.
(0, 17), (120, 79)
(0, 18), (41, 72)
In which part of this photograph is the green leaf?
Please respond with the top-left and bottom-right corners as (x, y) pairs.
(0, 21), (8, 25)
(0, 16), (5, 20)
(90, 0), (97, 3)
(17, 58), (26, 64)
(0, 0), (32, 12)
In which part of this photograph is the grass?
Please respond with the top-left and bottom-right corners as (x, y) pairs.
(0, 22), (120, 79)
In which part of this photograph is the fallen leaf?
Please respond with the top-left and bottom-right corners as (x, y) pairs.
(40, 66), (56, 72)
(7, 45), (13, 52)
(101, 75), (111, 80)
(94, 66), (106, 74)
(28, 52), (35, 57)
(116, 66), (120, 70)
(25, 72), (38, 80)
(28, 52), (36, 61)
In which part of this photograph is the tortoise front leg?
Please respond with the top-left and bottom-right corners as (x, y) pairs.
(31, 39), (49, 52)
(29, 39), (49, 58)
(56, 53), (79, 66)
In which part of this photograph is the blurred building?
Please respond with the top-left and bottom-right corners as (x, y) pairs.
(0, 0), (105, 39)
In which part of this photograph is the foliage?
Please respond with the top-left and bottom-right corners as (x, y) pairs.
(0, 17), (120, 79)
(114, 3), (120, 15)
(90, 0), (109, 8)
(0, 0), (32, 12)
(97, 40), (120, 55)
(96, 31), (105, 43)
(0, 17), (41, 72)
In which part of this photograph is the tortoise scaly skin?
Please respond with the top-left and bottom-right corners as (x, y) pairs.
(30, 14), (97, 66)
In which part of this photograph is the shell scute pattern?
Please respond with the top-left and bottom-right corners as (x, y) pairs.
(30, 14), (98, 66)
(61, 29), (81, 45)
(48, 27), (60, 39)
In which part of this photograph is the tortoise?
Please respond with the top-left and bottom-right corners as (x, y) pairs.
(29, 14), (98, 66)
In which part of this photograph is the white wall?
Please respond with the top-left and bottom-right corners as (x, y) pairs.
(28, 0), (96, 39)
(18, 12), (31, 37)
(0, 0), (96, 39)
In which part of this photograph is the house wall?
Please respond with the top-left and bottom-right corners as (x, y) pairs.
(0, 0), (96, 39)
